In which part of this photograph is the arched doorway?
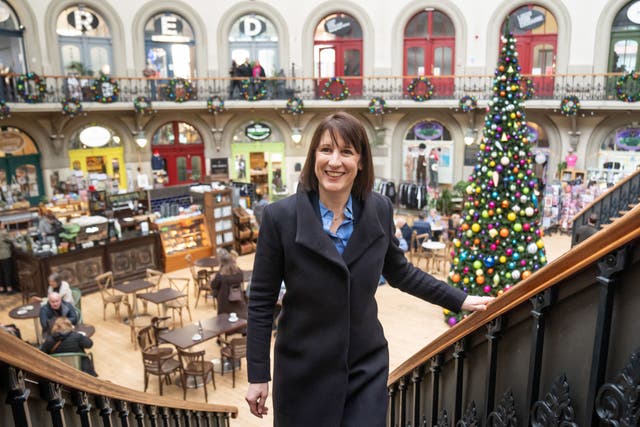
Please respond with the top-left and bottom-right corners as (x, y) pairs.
(402, 120), (453, 187)
(403, 9), (455, 96)
(503, 5), (558, 98)
(0, 127), (43, 206)
(151, 121), (204, 186)
(314, 13), (363, 97)
(596, 125), (640, 185)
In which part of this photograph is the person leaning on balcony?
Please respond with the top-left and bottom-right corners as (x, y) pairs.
(40, 316), (97, 376)
(245, 112), (494, 426)
(39, 292), (78, 338)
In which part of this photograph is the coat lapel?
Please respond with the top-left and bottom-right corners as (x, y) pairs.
(295, 190), (347, 270)
(342, 195), (385, 266)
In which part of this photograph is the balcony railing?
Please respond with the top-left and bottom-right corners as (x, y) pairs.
(1, 72), (639, 105)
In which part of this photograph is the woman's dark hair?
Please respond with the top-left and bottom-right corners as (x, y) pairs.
(299, 112), (374, 199)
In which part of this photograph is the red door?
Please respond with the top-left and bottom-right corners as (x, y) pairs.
(316, 40), (363, 98)
(404, 38), (454, 97)
(515, 34), (556, 98)
(152, 122), (205, 186)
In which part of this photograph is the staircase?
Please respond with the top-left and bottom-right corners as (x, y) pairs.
(387, 203), (640, 426)
(0, 334), (237, 426)
(571, 168), (640, 246)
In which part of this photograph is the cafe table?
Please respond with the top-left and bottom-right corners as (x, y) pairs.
(159, 314), (247, 351)
(114, 279), (155, 320)
(137, 288), (185, 316)
(194, 257), (219, 271)
(9, 301), (95, 344)
(421, 240), (447, 273)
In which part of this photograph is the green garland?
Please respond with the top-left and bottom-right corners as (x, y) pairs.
(0, 100), (10, 119)
(61, 97), (83, 117)
(459, 95), (477, 112)
(368, 96), (386, 115)
(207, 96), (226, 113)
(240, 79), (267, 101)
(560, 95), (580, 116)
(521, 77), (535, 100)
(164, 78), (194, 103)
(322, 77), (349, 101)
(91, 75), (120, 103)
(616, 72), (640, 102)
(133, 96), (152, 114)
(16, 72), (46, 103)
(406, 76), (433, 102)
(286, 96), (304, 114)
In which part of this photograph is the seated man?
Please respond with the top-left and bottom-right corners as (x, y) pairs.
(411, 214), (432, 236)
(39, 292), (79, 337)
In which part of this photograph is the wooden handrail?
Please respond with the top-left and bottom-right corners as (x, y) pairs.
(0, 332), (238, 417)
(573, 167), (640, 222)
(389, 202), (640, 385)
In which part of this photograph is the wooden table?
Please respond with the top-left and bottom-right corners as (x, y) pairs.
(159, 314), (247, 350)
(115, 279), (155, 320)
(422, 240), (446, 273)
(138, 288), (185, 315)
(194, 257), (219, 270)
(9, 301), (42, 343)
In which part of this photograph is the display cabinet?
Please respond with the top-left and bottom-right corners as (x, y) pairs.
(203, 188), (235, 253)
(153, 213), (212, 272)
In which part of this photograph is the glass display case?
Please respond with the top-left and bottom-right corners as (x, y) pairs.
(154, 213), (212, 272)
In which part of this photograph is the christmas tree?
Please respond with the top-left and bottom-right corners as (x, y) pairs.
(444, 30), (547, 326)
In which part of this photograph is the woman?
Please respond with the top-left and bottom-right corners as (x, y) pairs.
(210, 249), (248, 319)
(245, 112), (493, 426)
(40, 317), (97, 376)
(33, 272), (74, 305)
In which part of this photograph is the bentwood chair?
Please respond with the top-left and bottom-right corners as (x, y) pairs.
(141, 268), (164, 315)
(165, 277), (192, 327)
(177, 348), (216, 402)
(123, 298), (153, 350)
(140, 338), (181, 396)
(219, 336), (247, 388)
(95, 271), (125, 320)
(409, 231), (431, 270)
(137, 325), (175, 359)
(185, 254), (214, 308)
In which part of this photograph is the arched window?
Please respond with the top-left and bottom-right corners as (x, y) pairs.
(229, 14), (279, 77)
(0, 1), (26, 73)
(0, 127), (43, 204)
(403, 9), (455, 95)
(152, 121), (204, 185)
(402, 120), (453, 185)
(144, 12), (195, 79)
(609, 1), (640, 73)
(598, 126), (640, 181)
(314, 13), (363, 96)
(503, 5), (558, 97)
(57, 5), (113, 76)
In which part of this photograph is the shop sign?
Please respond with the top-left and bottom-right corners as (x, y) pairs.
(210, 158), (229, 177)
(240, 16), (266, 37)
(628, 1), (640, 24)
(324, 16), (353, 36)
(511, 8), (545, 32)
(615, 128), (640, 151)
(67, 9), (99, 33)
(414, 121), (443, 140)
(245, 122), (272, 141)
(0, 131), (24, 152)
(79, 126), (111, 148)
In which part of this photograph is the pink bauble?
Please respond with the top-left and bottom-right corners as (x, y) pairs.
(506, 248), (513, 256)
(520, 260), (527, 266)
(523, 223), (531, 231)
(448, 317), (457, 326)
(483, 286), (491, 293)
(490, 244), (497, 251)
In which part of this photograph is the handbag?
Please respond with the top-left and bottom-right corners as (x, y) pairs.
(228, 284), (243, 302)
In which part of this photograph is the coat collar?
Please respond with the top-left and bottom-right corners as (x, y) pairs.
(295, 189), (385, 268)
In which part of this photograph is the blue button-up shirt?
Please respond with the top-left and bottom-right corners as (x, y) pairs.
(319, 196), (354, 255)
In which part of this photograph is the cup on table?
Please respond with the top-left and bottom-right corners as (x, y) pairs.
(228, 312), (238, 322)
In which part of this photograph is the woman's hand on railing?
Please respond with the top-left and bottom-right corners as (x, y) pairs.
(246, 382), (270, 418)
(461, 295), (494, 312)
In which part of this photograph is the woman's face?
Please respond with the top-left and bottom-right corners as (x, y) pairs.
(49, 279), (58, 289)
(314, 131), (361, 199)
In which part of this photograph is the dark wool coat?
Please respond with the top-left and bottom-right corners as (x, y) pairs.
(210, 271), (248, 319)
(41, 331), (96, 376)
(247, 190), (466, 427)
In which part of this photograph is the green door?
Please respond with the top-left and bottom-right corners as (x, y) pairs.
(0, 153), (44, 206)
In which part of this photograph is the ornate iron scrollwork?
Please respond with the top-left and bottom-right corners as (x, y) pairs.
(530, 374), (578, 426)
(595, 349), (640, 426)
(456, 401), (479, 427)
(435, 408), (450, 427)
(486, 390), (517, 426)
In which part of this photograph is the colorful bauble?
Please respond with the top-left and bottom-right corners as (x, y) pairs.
(560, 95), (580, 116)
(241, 79), (267, 101)
(407, 76), (434, 102)
(207, 96), (226, 113)
(133, 96), (152, 114)
(286, 96), (304, 114)
(521, 77), (534, 100)
(16, 72), (46, 103)
(616, 72), (640, 102)
(368, 96), (386, 115)
(164, 78), (194, 103)
(61, 97), (83, 117)
(459, 95), (477, 112)
(322, 77), (349, 101)
(91, 75), (120, 103)
(0, 100), (10, 119)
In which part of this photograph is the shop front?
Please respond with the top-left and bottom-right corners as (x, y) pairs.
(402, 120), (453, 187)
(231, 121), (285, 198)
(151, 121), (204, 187)
(0, 127), (44, 206)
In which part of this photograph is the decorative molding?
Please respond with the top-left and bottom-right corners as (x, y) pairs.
(531, 374), (578, 427)
(486, 390), (517, 426)
(436, 408), (450, 427)
(595, 349), (640, 426)
(457, 401), (480, 427)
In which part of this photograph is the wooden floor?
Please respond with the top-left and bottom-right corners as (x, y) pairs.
(0, 233), (570, 426)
